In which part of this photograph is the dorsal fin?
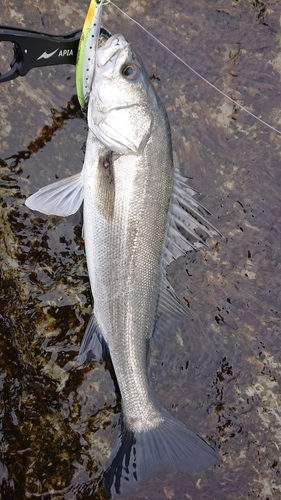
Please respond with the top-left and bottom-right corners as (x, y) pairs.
(155, 168), (222, 322)
(163, 168), (222, 266)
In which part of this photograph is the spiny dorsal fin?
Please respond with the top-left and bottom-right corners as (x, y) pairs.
(155, 168), (222, 323)
(163, 168), (222, 266)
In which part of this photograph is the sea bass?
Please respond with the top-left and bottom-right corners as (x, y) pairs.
(26, 34), (220, 497)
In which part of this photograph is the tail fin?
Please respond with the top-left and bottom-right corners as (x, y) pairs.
(102, 409), (219, 498)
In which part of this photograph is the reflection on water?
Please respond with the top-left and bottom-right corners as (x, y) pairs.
(1, 0), (281, 498)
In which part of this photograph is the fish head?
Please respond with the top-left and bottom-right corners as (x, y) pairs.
(88, 34), (160, 154)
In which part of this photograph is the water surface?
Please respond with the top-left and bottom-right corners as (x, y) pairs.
(1, 1), (281, 498)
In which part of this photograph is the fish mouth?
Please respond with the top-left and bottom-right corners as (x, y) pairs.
(96, 34), (129, 71)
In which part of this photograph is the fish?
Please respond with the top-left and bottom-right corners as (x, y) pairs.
(25, 33), (221, 498)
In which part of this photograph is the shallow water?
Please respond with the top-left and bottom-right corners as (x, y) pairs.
(1, 0), (281, 499)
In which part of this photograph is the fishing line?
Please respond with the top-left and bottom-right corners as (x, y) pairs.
(107, 0), (281, 136)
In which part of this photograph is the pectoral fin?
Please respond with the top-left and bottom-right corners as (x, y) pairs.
(25, 173), (84, 216)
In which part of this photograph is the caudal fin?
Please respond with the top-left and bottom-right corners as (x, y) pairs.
(102, 410), (219, 499)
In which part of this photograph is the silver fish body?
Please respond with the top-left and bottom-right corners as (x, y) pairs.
(83, 36), (172, 433)
(26, 33), (220, 498)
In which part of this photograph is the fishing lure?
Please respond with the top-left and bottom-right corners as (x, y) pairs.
(75, 0), (105, 109)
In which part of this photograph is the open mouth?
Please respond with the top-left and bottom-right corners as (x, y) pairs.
(97, 35), (128, 69)
(98, 27), (112, 48)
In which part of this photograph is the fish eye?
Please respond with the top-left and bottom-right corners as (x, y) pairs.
(121, 64), (139, 80)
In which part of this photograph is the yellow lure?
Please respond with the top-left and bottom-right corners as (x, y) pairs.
(76, 0), (103, 109)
